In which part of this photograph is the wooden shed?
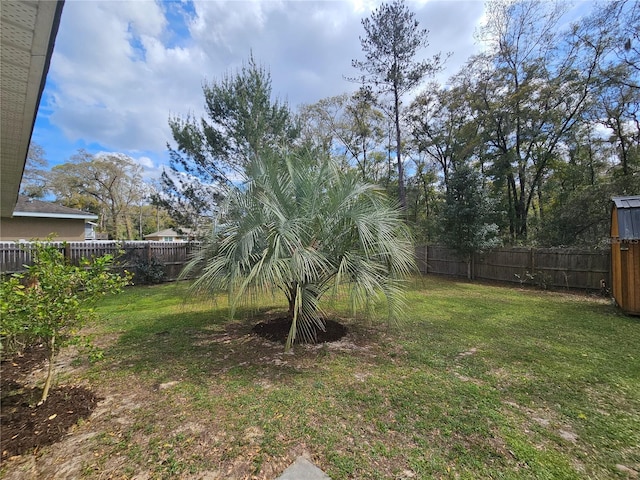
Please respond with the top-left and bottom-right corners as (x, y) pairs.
(610, 196), (640, 315)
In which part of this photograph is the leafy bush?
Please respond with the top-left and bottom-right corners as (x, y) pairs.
(0, 242), (131, 403)
(0, 274), (38, 356)
(135, 257), (166, 284)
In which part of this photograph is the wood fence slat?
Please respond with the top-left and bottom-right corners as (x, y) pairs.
(422, 245), (609, 290)
(0, 241), (611, 290)
(0, 241), (199, 281)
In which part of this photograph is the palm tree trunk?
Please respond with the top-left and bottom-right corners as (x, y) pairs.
(287, 283), (297, 320)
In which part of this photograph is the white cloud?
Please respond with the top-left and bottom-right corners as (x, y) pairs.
(40, 0), (486, 179)
(137, 156), (155, 170)
(135, 155), (165, 181)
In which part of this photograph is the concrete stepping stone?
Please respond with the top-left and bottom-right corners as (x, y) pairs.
(276, 456), (331, 480)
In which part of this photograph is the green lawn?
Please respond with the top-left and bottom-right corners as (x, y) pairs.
(51, 277), (640, 478)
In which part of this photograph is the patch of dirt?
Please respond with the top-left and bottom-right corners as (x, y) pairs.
(1, 344), (49, 382)
(1, 345), (102, 461)
(252, 317), (347, 344)
(1, 314), (383, 478)
(457, 347), (478, 358)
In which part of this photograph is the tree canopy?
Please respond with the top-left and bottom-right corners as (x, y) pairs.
(20, 142), (49, 199)
(29, 0), (639, 250)
(49, 151), (148, 240)
(156, 55), (299, 234)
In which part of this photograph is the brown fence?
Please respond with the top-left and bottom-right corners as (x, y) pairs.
(1, 241), (610, 290)
(415, 245), (610, 291)
(0, 241), (201, 283)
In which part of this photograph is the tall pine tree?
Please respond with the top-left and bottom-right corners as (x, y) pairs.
(351, 0), (444, 209)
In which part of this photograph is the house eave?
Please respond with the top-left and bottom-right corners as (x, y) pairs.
(12, 212), (99, 221)
(0, 1), (65, 217)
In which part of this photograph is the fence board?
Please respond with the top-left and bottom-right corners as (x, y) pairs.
(0, 241), (200, 283)
(418, 245), (609, 291)
(1, 241), (610, 291)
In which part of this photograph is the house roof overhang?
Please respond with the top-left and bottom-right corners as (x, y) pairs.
(1, 0), (64, 217)
(12, 211), (98, 221)
(11, 195), (98, 220)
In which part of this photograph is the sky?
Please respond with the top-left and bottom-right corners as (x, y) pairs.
(30, 0), (489, 182)
(30, 0), (599, 186)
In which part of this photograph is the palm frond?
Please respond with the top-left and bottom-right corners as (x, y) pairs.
(185, 148), (415, 349)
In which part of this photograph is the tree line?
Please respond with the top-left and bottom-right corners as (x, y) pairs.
(159, 0), (639, 251)
(23, 0), (639, 249)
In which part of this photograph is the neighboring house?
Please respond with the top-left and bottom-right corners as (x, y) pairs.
(0, 196), (98, 242)
(144, 228), (191, 242)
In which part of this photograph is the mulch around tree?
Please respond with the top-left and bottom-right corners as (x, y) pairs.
(252, 317), (347, 344)
(0, 344), (102, 461)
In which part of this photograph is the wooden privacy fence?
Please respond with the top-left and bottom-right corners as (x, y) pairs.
(1, 241), (610, 290)
(415, 245), (610, 291)
(0, 241), (201, 283)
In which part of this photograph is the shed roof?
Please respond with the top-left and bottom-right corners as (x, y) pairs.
(13, 196), (98, 220)
(613, 196), (640, 209)
(612, 195), (640, 240)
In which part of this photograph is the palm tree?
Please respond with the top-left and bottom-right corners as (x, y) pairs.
(183, 149), (414, 351)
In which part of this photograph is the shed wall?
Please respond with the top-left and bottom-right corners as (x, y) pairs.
(610, 205), (640, 315)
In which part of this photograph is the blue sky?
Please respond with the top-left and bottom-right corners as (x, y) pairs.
(30, 0), (594, 184)
(31, 0), (488, 182)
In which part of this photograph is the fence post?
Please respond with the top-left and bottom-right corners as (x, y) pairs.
(146, 242), (152, 263)
(471, 252), (475, 280)
(425, 245), (430, 274)
(530, 247), (535, 273)
(64, 243), (72, 263)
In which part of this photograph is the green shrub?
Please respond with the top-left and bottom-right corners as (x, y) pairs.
(0, 274), (37, 356)
(135, 257), (166, 284)
(0, 241), (131, 403)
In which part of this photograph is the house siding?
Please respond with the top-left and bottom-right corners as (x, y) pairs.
(0, 217), (86, 241)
